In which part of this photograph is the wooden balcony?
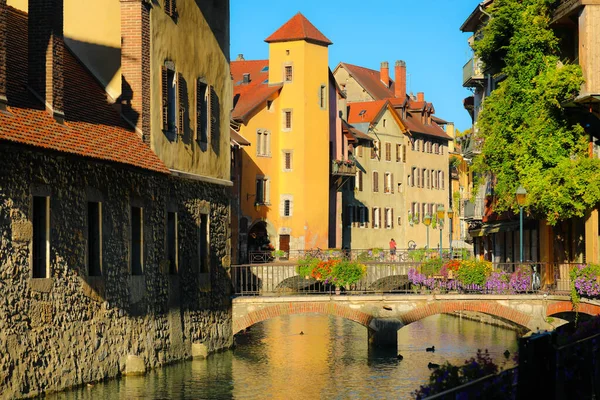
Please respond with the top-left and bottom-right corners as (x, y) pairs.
(331, 160), (357, 176)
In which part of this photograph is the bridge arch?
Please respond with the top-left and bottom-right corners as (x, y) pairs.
(546, 301), (600, 318)
(232, 303), (374, 335)
(399, 300), (534, 330)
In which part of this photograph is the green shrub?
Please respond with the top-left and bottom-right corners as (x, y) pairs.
(330, 260), (367, 287)
(409, 248), (428, 262)
(420, 257), (443, 277)
(456, 260), (492, 287)
(297, 256), (319, 278)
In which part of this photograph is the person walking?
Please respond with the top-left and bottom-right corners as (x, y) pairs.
(389, 238), (397, 261)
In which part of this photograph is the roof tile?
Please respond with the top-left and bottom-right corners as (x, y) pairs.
(265, 13), (332, 46)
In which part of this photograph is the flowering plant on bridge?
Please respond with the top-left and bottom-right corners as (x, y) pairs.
(509, 266), (532, 293)
(296, 256), (320, 278)
(569, 264), (600, 307)
(311, 260), (338, 281)
(485, 271), (511, 294)
(455, 260), (492, 288)
(329, 260), (367, 288)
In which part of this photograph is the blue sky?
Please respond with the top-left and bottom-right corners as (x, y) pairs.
(230, 0), (482, 132)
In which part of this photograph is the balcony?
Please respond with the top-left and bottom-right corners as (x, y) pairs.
(462, 197), (485, 221)
(331, 159), (357, 176)
(463, 57), (485, 87)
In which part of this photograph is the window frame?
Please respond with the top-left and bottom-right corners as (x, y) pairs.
(283, 150), (293, 171)
(282, 109), (292, 131)
(284, 65), (293, 83)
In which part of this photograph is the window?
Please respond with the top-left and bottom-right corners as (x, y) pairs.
(283, 110), (292, 130)
(358, 145), (363, 158)
(267, 100), (273, 112)
(199, 213), (209, 273)
(383, 119), (387, 128)
(164, 0), (177, 17)
(284, 65), (293, 82)
(283, 151), (292, 171)
(356, 170), (363, 191)
(411, 167), (417, 187)
(384, 172), (393, 193)
(422, 203), (427, 219)
(396, 144), (402, 162)
(32, 196), (49, 278)
(196, 79), (208, 143)
(87, 202), (102, 277)
(385, 208), (393, 229)
(373, 171), (379, 192)
(371, 140), (379, 159)
(256, 177), (270, 204)
(411, 139), (415, 151)
(434, 143), (439, 154)
(441, 144), (444, 155)
(162, 63), (176, 132)
(432, 169), (437, 189)
(284, 200), (291, 217)
(373, 207), (381, 229)
(426, 170), (431, 189)
(441, 171), (445, 190)
(403, 145), (407, 163)
(320, 85), (326, 108)
(385, 142), (391, 161)
(416, 139), (420, 152)
(167, 212), (178, 274)
(257, 130), (270, 156)
(131, 206), (143, 275)
(359, 207), (367, 228)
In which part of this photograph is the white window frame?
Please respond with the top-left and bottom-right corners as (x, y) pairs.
(282, 109), (292, 132)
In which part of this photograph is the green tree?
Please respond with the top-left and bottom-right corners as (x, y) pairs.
(472, 0), (600, 225)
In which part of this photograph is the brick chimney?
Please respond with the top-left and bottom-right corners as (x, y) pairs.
(236, 54), (245, 61)
(417, 92), (425, 102)
(380, 61), (389, 88)
(394, 60), (406, 99)
(0, 0), (7, 111)
(28, 0), (64, 122)
(121, 0), (151, 143)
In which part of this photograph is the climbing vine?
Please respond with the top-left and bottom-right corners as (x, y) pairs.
(472, 0), (600, 225)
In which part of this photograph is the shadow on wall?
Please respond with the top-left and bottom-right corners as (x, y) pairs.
(193, 0), (230, 62)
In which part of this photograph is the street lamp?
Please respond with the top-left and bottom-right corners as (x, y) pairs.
(423, 214), (432, 251)
(516, 185), (527, 263)
(436, 205), (445, 259)
(447, 208), (454, 258)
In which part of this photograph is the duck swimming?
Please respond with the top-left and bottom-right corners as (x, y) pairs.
(426, 346), (435, 352)
(428, 362), (440, 369)
(397, 354), (403, 360)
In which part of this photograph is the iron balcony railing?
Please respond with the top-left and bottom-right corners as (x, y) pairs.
(331, 159), (357, 176)
(462, 197), (485, 220)
(231, 261), (576, 296)
(462, 57), (485, 87)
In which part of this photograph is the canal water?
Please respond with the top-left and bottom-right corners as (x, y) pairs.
(49, 314), (519, 399)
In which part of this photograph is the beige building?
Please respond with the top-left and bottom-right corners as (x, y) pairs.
(334, 60), (453, 251)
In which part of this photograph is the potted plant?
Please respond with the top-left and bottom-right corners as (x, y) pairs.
(271, 249), (287, 261)
(329, 260), (367, 292)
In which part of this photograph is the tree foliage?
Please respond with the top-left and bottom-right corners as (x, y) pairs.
(472, 0), (600, 225)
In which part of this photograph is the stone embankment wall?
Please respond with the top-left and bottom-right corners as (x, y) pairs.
(0, 146), (233, 398)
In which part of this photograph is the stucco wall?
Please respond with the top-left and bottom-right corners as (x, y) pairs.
(0, 145), (232, 398)
(333, 66), (375, 103)
(151, 0), (232, 180)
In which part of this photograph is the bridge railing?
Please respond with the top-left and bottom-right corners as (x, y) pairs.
(248, 248), (473, 264)
(230, 262), (578, 296)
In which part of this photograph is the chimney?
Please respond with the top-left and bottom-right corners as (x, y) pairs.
(28, 0), (65, 122)
(380, 61), (389, 88)
(417, 92), (425, 103)
(121, 0), (151, 143)
(236, 54), (245, 61)
(242, 73), (250, 84)
(0, 0), (7, 111)
(394, 60), (406, 99)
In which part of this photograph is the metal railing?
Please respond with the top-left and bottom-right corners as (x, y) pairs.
(248, 248), (473, 264)
(331, 159), (357, 176)
(231, 261), (576, 296)
(462, 57), (485, 87)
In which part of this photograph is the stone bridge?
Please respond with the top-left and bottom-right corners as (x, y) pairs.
(232, 294), (600, 349)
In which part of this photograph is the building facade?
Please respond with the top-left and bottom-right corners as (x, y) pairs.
(232, 13), (357, 260)
(0, 0), (233, 397)
(334, 61), (453, 251)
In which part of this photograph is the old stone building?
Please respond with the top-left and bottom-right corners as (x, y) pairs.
(0, 0), (233, 397)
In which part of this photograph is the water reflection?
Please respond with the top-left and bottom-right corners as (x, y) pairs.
(50, 314), (518, 399)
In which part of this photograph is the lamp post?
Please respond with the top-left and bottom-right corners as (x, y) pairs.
(516, 186), (527, 263)
(423, 214), (432, 252)
(437, 205), (445, 259)
(447, 208), (454, 258)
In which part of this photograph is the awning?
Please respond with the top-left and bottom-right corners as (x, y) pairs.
(230, 128), (251, 146)
(469, 220), (537, 237)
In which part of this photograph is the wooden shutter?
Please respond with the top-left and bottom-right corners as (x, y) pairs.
(391, 209), (394, 228)
(358, 171), (363, 191)
(196, 79), (205, 142)
(210, 86), (220, 142)
(403, 145), (406, 163)
(178, 72), (185, 135)
(391, 173), (394, 194)
(162, 66), (168, 131)
(165, 0), (176, 17)
(373, 172), (378, 192)
(378, 208), (382, 229)
(441, 171), (445, 189)
(372, 208), (375, 228)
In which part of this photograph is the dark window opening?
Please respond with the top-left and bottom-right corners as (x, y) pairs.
(197, 80), (208, 143)
(131, 207), (143, 275)
(32, 196), (48, 278)
(88, 202), (102, 277)
(199, 214), (209, 273)
(167, 212), (177, 274)
(284, 200), (291, 216)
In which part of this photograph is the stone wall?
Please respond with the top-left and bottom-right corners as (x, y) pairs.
(0, 145), (233, 398)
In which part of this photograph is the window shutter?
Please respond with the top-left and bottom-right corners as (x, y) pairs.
(403, 145), (406, 163)
(178, 73), (185, 135)
(196, 79), (207, 142)
(391, 173), (394, 193)
(391, 208), (394, 228)
(378, 208), (381, 229)
(210, 86), (220, 142)
(162, 66), (168, 131)
(441, 171), (445, 189)
(164, 0), (171, 15)
(165, 0), (176, 17)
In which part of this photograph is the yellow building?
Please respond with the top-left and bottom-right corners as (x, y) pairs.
(231, 13), (333, 258)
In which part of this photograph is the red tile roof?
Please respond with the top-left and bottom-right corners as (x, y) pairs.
(0, 7), (169, 174)
(347, 100), (389, 124)
(403, 112), (451, 140)
(339, 63), (396, 101)
(231, 60), (282, 123)
(265, 13), (332, 46)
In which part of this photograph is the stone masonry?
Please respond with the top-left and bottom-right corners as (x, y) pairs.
(0, 145), (233, 398)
